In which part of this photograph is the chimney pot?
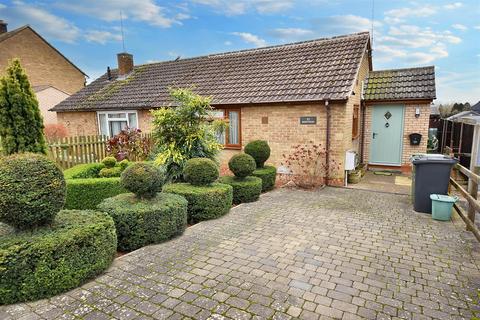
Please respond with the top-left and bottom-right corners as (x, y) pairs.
(117, 52), (133, 78)
(0, 20), (8, 34)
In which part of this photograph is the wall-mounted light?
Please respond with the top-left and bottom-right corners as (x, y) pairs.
(415, 107), (421, 118)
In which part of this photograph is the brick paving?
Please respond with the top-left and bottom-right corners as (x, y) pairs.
(1, 187), (480, 320)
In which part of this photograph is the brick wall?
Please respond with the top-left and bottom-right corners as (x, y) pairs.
(57, 112), (98, 136)
(364, 102), (430, 166)
(0, 28), (85, 94)
(35, 87), (69, 125)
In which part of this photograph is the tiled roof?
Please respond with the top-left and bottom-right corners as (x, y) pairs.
(363, 66), (435, 101)
(52, 32), (371, 112)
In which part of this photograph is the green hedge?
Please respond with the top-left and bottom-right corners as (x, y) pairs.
(65, 178), (126, 210)
(98, 193), (187, 251)
(63, 163), (105, 179)
(218, 176), (262, 204)
(0, 210), (116, 305)
(252, 165), (277, 192)
(163, 183), (232, 223)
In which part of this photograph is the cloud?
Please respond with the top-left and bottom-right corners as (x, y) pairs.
(312, 15), (381, 36)
(0, 1), (80, 43)
(444, 2), (463, 9)
(268, 28), (313, 41)
(224, 40), (232, 46)
(57, 0), (186, 28)
(84, 30), (122, 44)
(231, 32), (267, 47)
(384, 5), (437, 24)
(190, 0), (293, 15)
(452, 24), (468, 31)
(474, 26), (480, 30)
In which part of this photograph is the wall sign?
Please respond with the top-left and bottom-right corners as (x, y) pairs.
(300, 116), (317, 125)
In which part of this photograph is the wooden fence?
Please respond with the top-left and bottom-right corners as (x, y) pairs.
(450, 164), (480, 242)
(47, 134), (153, 169)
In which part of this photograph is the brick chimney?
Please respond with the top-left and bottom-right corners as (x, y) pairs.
(0, 20), (7, 34)
(117, 52), (133, 78)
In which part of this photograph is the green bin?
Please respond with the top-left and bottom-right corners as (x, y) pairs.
(429, 194), (458, 221)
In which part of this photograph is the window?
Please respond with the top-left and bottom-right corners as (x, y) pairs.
(97, 111), (138, 137)
(352, 104), (360, 139)
(212, 108), (241, 148)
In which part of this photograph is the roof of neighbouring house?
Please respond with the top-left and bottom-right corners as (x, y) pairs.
(52, 32), (371, 112)
(0, 25), (87, 77)
(472, 101), (480, 112)
(363, 66), (436, 101)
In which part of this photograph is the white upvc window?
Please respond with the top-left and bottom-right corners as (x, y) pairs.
(97, 111), (138, 137)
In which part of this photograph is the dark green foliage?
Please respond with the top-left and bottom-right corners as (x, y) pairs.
(99, 166), (123, 178)
(252, 165), (277, 192)
(0, 153), (65, 230)
(183, 158), (219, 186)
(102, 156), (117, 168)
(63, 163), (105, 179)
(98, 193), (187, 251)
(218, 176), (262, 204)
(65, 178), (126, 210)
(0, 59), (47, 155)
(244, 140), (271, 168)
(163, 183), (232, 223)
(228, 153), (256, 178)
(0, 210), (116, 304)
(121, 163), (164, 199)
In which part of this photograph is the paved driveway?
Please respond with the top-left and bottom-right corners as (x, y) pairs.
(2, 188), (480, 320)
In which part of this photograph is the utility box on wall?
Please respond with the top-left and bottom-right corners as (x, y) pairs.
(345, 150), (357, 170)
(409, 133), (422, 146)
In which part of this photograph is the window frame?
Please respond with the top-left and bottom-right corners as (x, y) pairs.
(214, 107), (242, 149)
(96, 110), (139, 137)
(352, 104), (360, 139)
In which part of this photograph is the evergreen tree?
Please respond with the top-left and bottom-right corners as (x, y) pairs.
(0, 59), (47, 155)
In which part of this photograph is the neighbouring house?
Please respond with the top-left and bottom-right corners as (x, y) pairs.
(52, 31), (435, 185)
(0, 20), (87, 125)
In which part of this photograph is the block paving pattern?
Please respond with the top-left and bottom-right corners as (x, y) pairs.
(1, 188), (479, 320)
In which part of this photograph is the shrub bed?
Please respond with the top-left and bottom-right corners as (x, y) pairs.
(98, 193), (187, 251)
(163, 183), (232, 223)
(0, 210), (116, 305)
(63, 163), (105, 179)
(218, 176), (262, 204)
(252, 165), (277, 192)
(65, 178), (126, 210)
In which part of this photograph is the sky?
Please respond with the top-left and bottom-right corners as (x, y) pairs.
(1, 0), (479, 104)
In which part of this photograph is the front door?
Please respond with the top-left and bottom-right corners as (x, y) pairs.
(370, 105), (404, 166)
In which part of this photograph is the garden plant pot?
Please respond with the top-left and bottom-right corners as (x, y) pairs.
(430, 194), (458, 221)
(348, 170), (361, 184)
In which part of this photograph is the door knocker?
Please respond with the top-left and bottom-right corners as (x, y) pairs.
(385, 123), (390, 128)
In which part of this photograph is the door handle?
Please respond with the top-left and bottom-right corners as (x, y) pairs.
(373, 132), (378, 139)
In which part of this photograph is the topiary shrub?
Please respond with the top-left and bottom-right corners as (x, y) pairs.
(121, 163), (164, 199)
(252, 165), (277, 192)
(229, 153), (256, 178)
(102, 156), (117, 168)
(99, 166), (123, 178)
(98, 193), (187, 251)
(63, 163), (105, 179)
(163, 183), (232, 223)
(244, 140), (271, 168)
(0, 153), (66, 230)
(119, 159), (130, 170)
(218, 176), (262, 204)
(183, 158), (219, 186)
(65, 178), (126, 210)
(0, 210), (116, 304)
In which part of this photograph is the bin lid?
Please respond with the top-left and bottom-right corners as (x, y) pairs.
(411, 154), (458, 165)
(430, 194), (458, 203)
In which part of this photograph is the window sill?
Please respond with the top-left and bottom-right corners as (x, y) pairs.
(223, 146), (242, 150)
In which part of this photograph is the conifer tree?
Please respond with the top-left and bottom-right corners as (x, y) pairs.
(0, 59), (47, 155)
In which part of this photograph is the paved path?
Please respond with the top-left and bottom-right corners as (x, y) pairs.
(2, 188), (480, 320)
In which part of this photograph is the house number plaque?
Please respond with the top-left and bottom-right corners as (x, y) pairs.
(300, 116), (317, 125)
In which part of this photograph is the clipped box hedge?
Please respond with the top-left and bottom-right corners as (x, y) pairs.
(98, 193), (188, 251)
(163, 182), (233, 223)
(252, 165), (277, 192)
(65, 178), (126, 210)
(0, 210), (117, 305)
(63, 163), (105, 179)
(218, 176), (262, 204)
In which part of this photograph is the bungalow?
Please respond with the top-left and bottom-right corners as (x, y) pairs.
(52, 31), (435, 185)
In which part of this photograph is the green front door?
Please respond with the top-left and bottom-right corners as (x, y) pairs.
(370, 105), (404, 165)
